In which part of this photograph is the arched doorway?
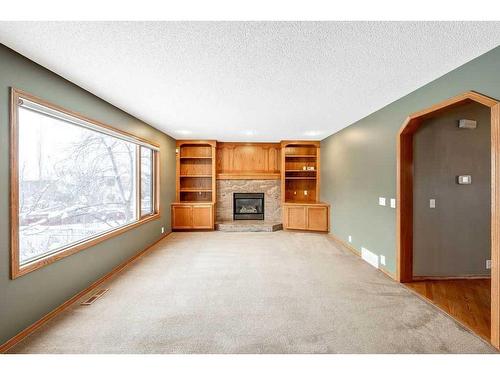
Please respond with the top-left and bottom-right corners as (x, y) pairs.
(396, 91), (500, 349)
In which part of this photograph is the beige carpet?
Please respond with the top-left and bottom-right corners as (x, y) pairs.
(8, 231), (497, 353)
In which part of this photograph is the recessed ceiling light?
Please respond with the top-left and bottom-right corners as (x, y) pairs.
(175, 130), (192, 135)
(303, 130), (323, 137)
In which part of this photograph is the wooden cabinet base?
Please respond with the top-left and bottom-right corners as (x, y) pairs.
(172, 203), (215, 230)
(283, 202), (330, 232)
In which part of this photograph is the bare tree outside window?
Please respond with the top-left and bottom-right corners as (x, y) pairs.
(18, 107), (142, 264)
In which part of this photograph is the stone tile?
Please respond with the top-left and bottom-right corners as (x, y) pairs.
(216, 180), (281, 222)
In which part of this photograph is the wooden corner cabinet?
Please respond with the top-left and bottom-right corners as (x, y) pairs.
(171, 140), (216, 230)
(280, 141), (330, 232)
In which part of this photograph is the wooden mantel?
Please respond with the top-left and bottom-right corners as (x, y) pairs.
(216, 142), (281, 180)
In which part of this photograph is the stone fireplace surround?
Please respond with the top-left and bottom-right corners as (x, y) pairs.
(216, 179), (281, 222)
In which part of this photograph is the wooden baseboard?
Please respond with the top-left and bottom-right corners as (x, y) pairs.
(328, 234), (396, 280)
(0, 232), (171, 354)
(411, 275), (491, 281)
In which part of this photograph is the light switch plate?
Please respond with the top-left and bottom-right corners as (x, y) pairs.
(379, 197), (386, 206)
(429, 199), (436, 208)
(486, 259), (492, 270)
(348, 235), (352, 243)
(161, 227), (165, 234)
(457, 175), (472, 185)
(390, 198), (396, 208)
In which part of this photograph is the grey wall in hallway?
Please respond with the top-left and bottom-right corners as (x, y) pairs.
(0, 44), (176, 345)
(413, 102), (490, 277)
(321, 45), (500, 276)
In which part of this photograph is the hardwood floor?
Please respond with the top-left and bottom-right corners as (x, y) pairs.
(405, 279), (491, 340)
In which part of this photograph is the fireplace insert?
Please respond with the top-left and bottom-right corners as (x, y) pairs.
(233, 193), (264, 220)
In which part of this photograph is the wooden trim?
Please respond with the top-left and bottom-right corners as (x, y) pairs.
(216, 172), (281, 180)
(328, 234), (395, 280)
(492, 103), (500, 349)
(316, 147), (321, 201)
(176, 139), (217, 147)
(139, 148), (161, 219)
(407, 91), (498, 123)
(136, 145), (141, 220)
(282, 201), (330, 206)
(0, 232), (171, 353)
(154, 149), (161, 214)
(13, 214), (161, 279)
(12, 88), (160, 148)
(10, 87), (20, 281)
(9, 88), (162, 279)
(412, 275), (491, 281)
(396, 91), (500, 349)
(211, 144), (216, 203)
(280, 140), (321, 147)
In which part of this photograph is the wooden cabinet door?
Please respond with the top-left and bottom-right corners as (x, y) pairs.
(192, 205), (213, 229)
(172, 205), (193, 229)
(285, 206), (307, 230)
(307, 206), (329, 232)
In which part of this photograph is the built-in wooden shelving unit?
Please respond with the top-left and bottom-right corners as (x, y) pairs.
(281, 141), (320, 203)
(172, 140), (216, 230)
(280, 141), (329, 232)
(171, 139), (329, 232)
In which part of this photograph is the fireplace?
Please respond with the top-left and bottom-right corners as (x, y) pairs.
(233, 193), (264, 220)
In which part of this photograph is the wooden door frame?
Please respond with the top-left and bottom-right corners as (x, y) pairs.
(396, 91), (500, 349)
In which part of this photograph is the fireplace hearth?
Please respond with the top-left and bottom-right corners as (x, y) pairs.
(233, 193), (264, 220)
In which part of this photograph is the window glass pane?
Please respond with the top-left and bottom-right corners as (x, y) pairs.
(140, 147), (153, 215)
(18, 107), (137, 265)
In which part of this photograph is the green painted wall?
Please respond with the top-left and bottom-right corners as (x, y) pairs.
(321, 45), (500, 276)
(0, 44), (176, 345)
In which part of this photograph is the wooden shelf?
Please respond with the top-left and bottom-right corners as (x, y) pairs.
(180, 174), (212, 178)
(174, 141), (216, 231)
(178, 200), (212, 203)
(179, 188), (212, 192)
(281, 141), (321, 211)
(217, 172), (281, 180)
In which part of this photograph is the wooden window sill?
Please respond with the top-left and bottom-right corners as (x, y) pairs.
(11, 213), (161, 279)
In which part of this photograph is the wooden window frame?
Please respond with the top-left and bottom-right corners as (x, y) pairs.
(10, 88), (161, 279)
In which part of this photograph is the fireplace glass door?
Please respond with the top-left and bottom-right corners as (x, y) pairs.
(233, 193), (264, 220)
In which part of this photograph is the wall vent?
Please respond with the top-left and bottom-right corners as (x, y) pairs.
(81, 289), (109, 305)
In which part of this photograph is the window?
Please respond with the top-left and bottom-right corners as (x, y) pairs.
(10, 89), (160, 278)
(140, 147), (153, 216)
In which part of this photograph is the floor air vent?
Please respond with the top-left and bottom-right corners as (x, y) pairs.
(81, 289), (109, 305)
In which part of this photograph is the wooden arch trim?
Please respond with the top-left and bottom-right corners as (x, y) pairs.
(396, 91), (500, 349)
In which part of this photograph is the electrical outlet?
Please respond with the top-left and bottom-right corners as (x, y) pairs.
(304, 190), (308, 196)
(486, 259), (492, 270)
(161, 227), (165, 234)
(378, 197), (386, 206)
(348, 235), (352, 243)
(380, 255), (386, 266)
(390, 198), (396, 208)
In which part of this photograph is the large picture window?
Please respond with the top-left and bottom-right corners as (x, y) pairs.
(10, 88), (160, 278)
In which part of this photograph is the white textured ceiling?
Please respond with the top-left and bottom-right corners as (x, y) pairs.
(1, 22), (500, 141)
